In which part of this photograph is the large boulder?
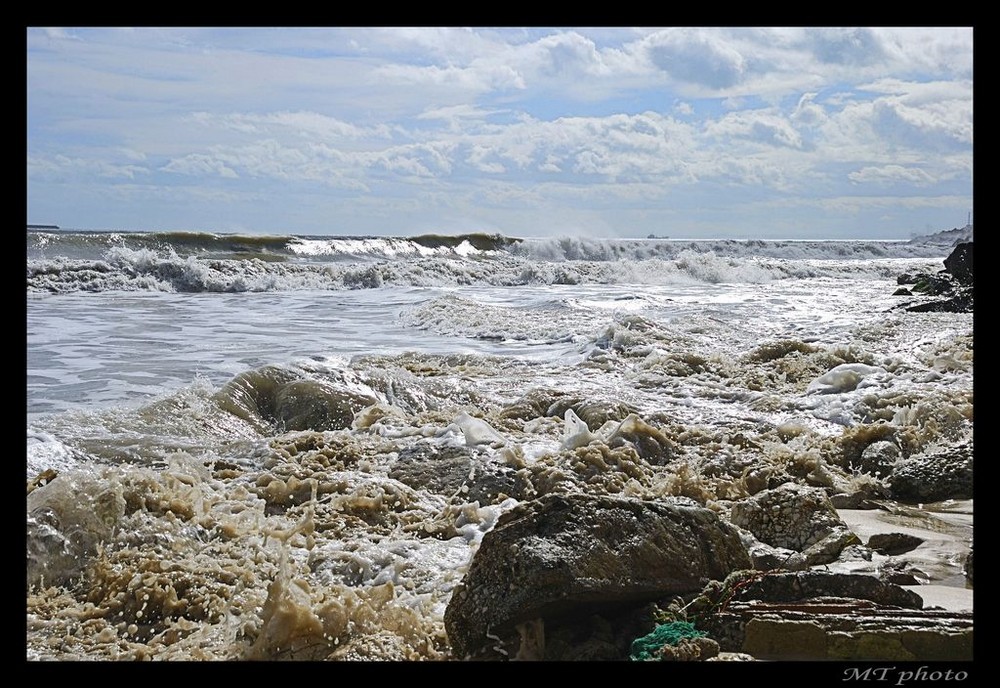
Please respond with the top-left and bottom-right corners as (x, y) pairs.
(944, 242), (973, 285)
(889, 441), (973, 503)
(444, 492), (751, 659)
(729, 482), (859, 565)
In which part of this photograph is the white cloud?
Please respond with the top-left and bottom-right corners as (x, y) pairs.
(641, 29), (747, 89)
(705, 109), (804, 148)
(848, 165), (936, 185)
(27, 27), (974, 239)
(162, 153), (239, 179)
(28, 153), (150, 180)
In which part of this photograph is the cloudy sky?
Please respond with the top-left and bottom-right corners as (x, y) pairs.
(26, 27), (973, 239)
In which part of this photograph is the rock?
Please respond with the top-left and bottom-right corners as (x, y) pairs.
(905, 289), (973, 313)
(729, 483), (858, 564)
(443, 492), (751, 659)
(700, 598), (971, 660)
(880, 570), (924, 586)
(944, 242), (973, 285)
(894, 243), (974, 313)
(217, 365), (377, 432)
(829, 477), (891, 509)
(692, 571), (971, 660)
(725, 571), (924, 609)
(867, 532), (925, 555)
(855, 440), (900, 478)
(964, 547), (973, 586)
(652, 636), (720, 661)
(892, 287), (912, 296)
(741, 535), (809, 571)
(388, 443), (529, 504)
(889, 441), (973, 503)
(545, 397), (639, 430)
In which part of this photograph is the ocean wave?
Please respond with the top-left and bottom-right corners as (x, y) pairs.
(27, 253), (942, 295)
(509, 237), (950, 262)
(27, 230), (948, 294)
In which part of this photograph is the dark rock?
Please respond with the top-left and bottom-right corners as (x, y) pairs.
(388, 443), (529, 504)
(867, 532), (925, 556)
(443, 492), (751, 659)
(904, 287), (973, 313)
(889, 441), (973, 502)
(964, 547), (973, 585)
(895, 242), (973, 313)
(880, 571), (924, 586)
(877, 559), (929, 586)
(944, 242), (973, 285)
(708, 604), (973, 660)
(742, 536), (809, 571)
(892, 287), (912, 296)
(725, 571), (923, 609)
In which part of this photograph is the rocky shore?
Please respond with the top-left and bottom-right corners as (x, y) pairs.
(437, 240), (975, 662)
(26, 235), (973, 663)
(893, 241), (973, 313)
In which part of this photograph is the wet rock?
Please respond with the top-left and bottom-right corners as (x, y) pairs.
(895, 244), (974, 313)
(964, 547), (973, 586)
(905, 289), (973, 313)
(729, 483), (859, 565)
(546, 397), (640, 431)
(889, 441), (973, 503)
(829, 477), (891, 509)
(217, 365), (378, 432)
(855, 440), (900, 478)
(725, 571), (923, 609)
(880, 570), (924, 586)
(867, 532), (925, 556)
(944, 242), (973, 285)
(443, 492), (751, 659)
(272, 381), (377, 432)
(388, 443), (529, 503)
(741, 535), (808, 572)
(604, 414), (676, 465)
(690, 570), (967, 660)
(698, 581), (971, 661)
(650, 636), (720, 661)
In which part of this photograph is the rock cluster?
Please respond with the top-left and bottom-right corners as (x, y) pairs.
(729, 483), (859, 565)
(443, 492), (750, 659)
(894, 242), (973, 313)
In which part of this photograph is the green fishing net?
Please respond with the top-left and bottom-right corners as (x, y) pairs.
(629, 621), (707, 661)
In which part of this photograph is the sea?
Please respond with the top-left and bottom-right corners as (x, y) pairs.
(26, 229), (974, 660)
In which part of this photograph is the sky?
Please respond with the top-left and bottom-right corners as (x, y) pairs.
(26, 27), (973, 239)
